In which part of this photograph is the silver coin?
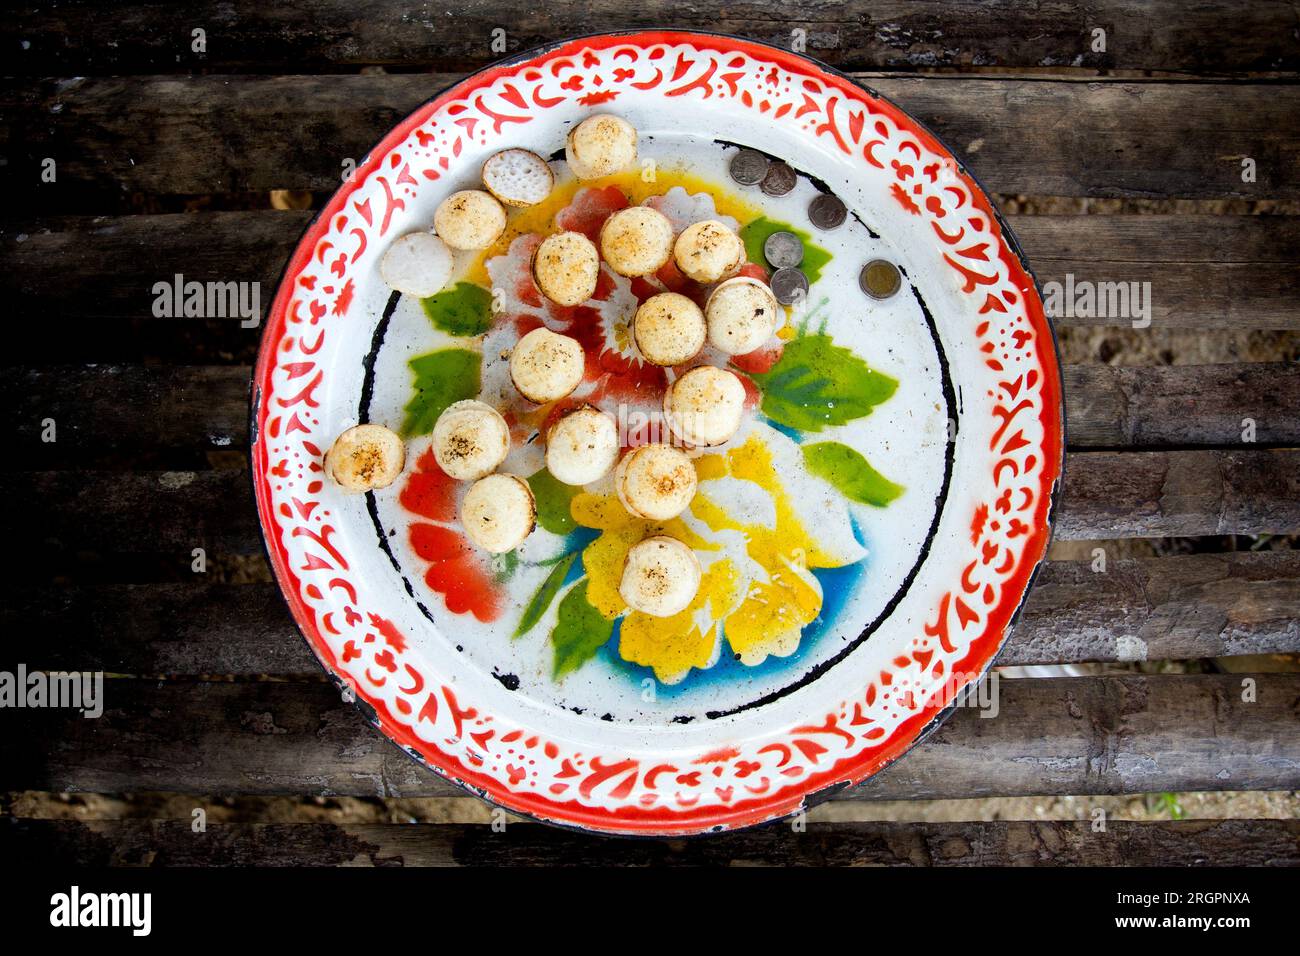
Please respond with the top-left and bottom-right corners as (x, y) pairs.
(809, 193), (847, 230)
(760, 161), (797, 197)
(860, 259), (902, 299)
(729, 148), (769, 186)
(771, 267), (809, 306)
(763, 231), (804, 269)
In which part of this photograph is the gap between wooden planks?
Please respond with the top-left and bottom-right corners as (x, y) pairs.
(3, 819), (1297, 866)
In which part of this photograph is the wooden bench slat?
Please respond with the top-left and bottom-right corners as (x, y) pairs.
(4, 450), (1296, 554)
(5, 2), (1298, 75)
(1060, 364), (1300, 448)
(1006, 551), (1300, 665)
(6, 364), (1296, 465)
(4, 674), (1295, 800)
(4, 76), (1296, 202)
(5, 552), (1296, 677)
(4, 818), (1296, 866)
(1058, 449), (1300, 539)
(5, 213), (1296, 344)
(6, 367), (252, 463)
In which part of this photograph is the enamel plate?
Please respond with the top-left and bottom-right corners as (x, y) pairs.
(252, 32), (1064, 835)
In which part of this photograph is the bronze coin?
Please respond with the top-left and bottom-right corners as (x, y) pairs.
(860, 259), (902, 299)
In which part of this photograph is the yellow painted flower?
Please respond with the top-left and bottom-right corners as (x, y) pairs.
(572, 423), (866, 684)
(570, 490), (735, 683)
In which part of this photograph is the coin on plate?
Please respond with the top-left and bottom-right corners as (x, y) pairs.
(763, 230), (803, 269)
(729, 148), (769, 186)
(760, 161), (797, 197)
(860, 259), (902, 299)
(808, 193), (847, 230)
(771, 267), (809, 306)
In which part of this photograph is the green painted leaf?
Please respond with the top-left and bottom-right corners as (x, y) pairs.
(527, 469), (578, 536)
(400, 348), (481, 438)
(803, 441), (904, 508)
(514, 552), (578, 638)
(739, 216), (832, 285)
(551, 580), (615, 678)
(749, 333), (898, 433)
(420, 282), (493, 337)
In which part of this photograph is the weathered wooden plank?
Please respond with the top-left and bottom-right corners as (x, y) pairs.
(6, 363), (1297, 466)
(1010, 215), (1300, 331)
(5, 552), (1296, 677)
(1010, 213), (1300, 264)
(2, 212), (310, 328)
(3, 675), (1296, 800)
(3, 818), (1296, 867)
(5, 213), (1296, 340)
(5, 471), (265, 555)
(5, 2), (1298, 75)
(5, 366), (252, 465)
(3, 581), (316, 676)
(3, 451), (1295, 556)
(1060, 364), (1300, 448)
(1002, 551), (1300, 666)
(1057, 449), (1300, 539)
(3, 76), (1296, 202)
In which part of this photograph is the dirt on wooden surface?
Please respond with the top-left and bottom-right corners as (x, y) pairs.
(7, 790), (1298, 826)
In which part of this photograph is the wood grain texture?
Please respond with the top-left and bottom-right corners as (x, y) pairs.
(4, 214), (1296, 349)
(1060, 364), (1300, 447)
(3, 451), (1295, 555)
(5, 2), (1298, 75)
(1004, 551), (1300, 666)
(5, 366), (252, 465)
(3, 818), (1296, 867)
(3, 675), (1296, 800)
(1009, 214), (1300, 332)
(3, 76), (1297, 203)
(1056, 449), (1300, 539)
(6, 363), (1297, 467)
(4, 553), (1297, 677)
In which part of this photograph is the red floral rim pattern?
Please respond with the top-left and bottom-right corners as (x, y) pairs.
(252, 32), (1063, 835)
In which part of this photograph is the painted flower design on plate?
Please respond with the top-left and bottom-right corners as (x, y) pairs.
(395, 172), (904, 687)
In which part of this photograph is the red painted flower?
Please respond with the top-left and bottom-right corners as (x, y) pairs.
(399, 448), (502, 622)
(555, 184), (628, 241)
